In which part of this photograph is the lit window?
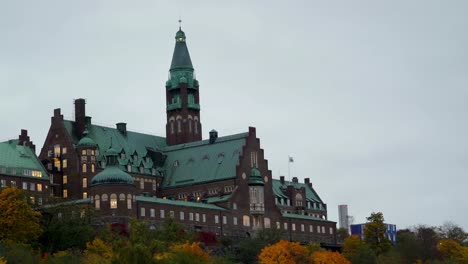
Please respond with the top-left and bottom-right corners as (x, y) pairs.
(54, 145), (61, 156)
(83, 192), (88, 199)
(63, 175), (68, 184)
(91, 164), (95, 173)
(81, 150), (86, 155)
(95, 195), (100, 209)
(54, 159), (61, 171)
(110, 194), (117, 209)
(243, 215), (250, 227)
(180, 211), (185, 220)
(63, 189), (68, 198)
(91, 150), (95, 155)
(233, 217), (238, 225)
(127, 194), (132, 209)
(63, 159), (67, 169)
(82, 164), (87, 173)
(82, 178), (87, 188)
(30, 196), (35, 204)
(62, 147), (67, 154)
(141, 208), (145, 217)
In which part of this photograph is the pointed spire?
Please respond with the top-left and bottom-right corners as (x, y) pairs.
(170, 23), (193, 71)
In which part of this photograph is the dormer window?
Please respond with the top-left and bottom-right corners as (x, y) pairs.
(133, 154), (138, 161)
(139, 166), (144, 174)
(121, 152), (125, 159)
(127, 165), (131, 172)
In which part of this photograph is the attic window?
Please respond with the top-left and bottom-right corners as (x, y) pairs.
(217, 153), (224, 164)
(202, 155), (209, 161)
(173, 160), (179, 167)
(139, 167), (144, 174)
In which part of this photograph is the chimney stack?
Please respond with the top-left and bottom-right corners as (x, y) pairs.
(304, 178), (312, 188)
(280, 176), (285, 185)
(209, 129), (218, 144)
(116, 122), (127, 136)
(292, 177), (298, 183)
(74, 98), (86, 138)
(18, 129), (36, 153)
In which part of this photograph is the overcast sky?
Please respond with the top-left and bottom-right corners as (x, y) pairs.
(1, 0), (467, 230)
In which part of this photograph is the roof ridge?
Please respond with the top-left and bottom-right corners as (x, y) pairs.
(63, 120), (166, 139)
(163, 132), (248, 152)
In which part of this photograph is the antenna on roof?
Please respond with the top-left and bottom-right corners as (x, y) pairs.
(178, 19), (182, 30)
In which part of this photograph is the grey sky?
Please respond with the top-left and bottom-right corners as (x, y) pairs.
(1, 0), (467, 230)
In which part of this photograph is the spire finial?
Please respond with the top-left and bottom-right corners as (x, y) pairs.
(178, 19), (182, 30)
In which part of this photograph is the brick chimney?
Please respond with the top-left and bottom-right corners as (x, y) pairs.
(280, 176), (285, 185)
(292, 177), (298, 183)
(74, 98), (86, 138)
(304, 178), (312, 188)
(116, 122), (127, 136)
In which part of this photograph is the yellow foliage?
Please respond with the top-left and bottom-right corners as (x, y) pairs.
(258, 240), (313, 264)
(155, 241), (211, 263)
(0, 257), (6, 264)
(83, 238), (113, 264)
(438, 239), (462, 259)
(0, 187), (42, 244)
(313, 251), (351, 264)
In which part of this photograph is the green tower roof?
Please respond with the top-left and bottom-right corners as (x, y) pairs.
(170, 29), (193, 71)
(248, 167), (264, 186)
(77, 130), (97, 148)
(90, 147), (133, 186)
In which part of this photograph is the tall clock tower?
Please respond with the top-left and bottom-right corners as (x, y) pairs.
(165, 27), (202, 146)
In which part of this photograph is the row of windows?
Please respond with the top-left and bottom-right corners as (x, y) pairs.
(276, 222), (333, 234)
(176, 185), (236, 201)
(169, 116), (199, 134)
(0, 180), (44, 193)
(276, 198), (324, 210)
(82, 163), (95, 173)
(92, 194), (135, 209)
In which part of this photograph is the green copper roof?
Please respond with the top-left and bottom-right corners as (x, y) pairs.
(77, 131), (97, 148)
(272, 179), (324, 204)
(282, 212), (335, 223)
(161, 132), (248, 189)
(136, 196), (226, 211)
(91, 166), (134, 186)
(170, 29), (193, 71)
(204, 193), (232, 204)
(63, 120), (166, 176)
(248, 167), (264, 186)
(0, 140), (49, 180)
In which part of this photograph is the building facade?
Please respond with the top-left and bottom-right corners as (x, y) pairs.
(350, 223), (397, 245)
(2, 27), (337, 245)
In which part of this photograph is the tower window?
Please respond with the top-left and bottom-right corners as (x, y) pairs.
(82, 164), (87, 173)
(110, 194), (117, 209)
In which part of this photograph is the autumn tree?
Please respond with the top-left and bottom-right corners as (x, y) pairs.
(0, 187), (42, 244)
(438, 222), (468, 245)
(313, 251), (350, 264)
(336, 227), (350, 244)
(158, 241), (212, 264)
(363, 212), (392, 255)
(258, 240), (313, 264)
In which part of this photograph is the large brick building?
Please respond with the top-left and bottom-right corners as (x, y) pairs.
(3, 27), (337, 245)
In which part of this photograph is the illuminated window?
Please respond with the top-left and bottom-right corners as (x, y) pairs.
(82, 178), (87, 188)
(82, 164), (87, 173)
(30, 196), (35, 204)
(91, 164), (95, 173)
(63, 175), (68, 184)
(91, 150), (95, 155)
(54, 145), (60, 156)
(83, 192), (87, 199)
(63, 159), (67, 169)
(95, 195), (100, 209)
(110, 194), (117, 209)
(54, 159), (61, 171)
(127, 194), (132, 209)
(81, 150), (86, 155)
(63, 189), (68, 198)
(62, 147), (67, 154)
(243, 215), (250, 227)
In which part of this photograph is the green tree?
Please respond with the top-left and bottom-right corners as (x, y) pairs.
(363, 212), (392, 255)
(0, 187), (42, 245)
(438, 222), (468, 245)
(337, 227), (350, 244)
(395, 229), (420, 264)
(343, 235), (376, 264)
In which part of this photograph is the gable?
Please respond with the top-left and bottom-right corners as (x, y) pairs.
(0, 140), (49, 180)
(272, 179), (324, 203)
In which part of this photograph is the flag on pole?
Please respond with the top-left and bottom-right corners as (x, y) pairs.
(289, 156), (294, 163)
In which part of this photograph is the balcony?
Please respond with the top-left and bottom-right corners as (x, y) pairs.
(166, 101), (182, 111)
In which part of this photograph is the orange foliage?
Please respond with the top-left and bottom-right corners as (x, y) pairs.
(171, 241), (211, 262)
(258, 240), (313, 264)
(313, 251), (351, 264)
(0, 187), (42, 244)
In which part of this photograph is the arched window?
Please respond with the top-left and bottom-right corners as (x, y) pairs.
(194, 117), (199, 134)
(295, 193), (303, 207)
(110, 194), (117, 209)
(176, 116), (182, 133)
(188, 115), (193, 133)
(127, 194), (132, 209)
(102, 193), (108, 202)
(91, 164), (95, 173)
(119, 193), (125, 201)
(94, 195), (100, 209)
(82, 163), (87, 173)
